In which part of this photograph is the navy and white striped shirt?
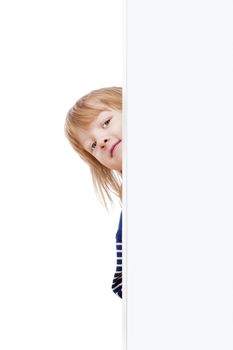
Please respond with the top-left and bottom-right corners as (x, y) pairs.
(111, 211), (122, 298)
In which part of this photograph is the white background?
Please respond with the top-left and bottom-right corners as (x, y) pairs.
(127, 0), (233, 349)
(0, 1), (123, 349)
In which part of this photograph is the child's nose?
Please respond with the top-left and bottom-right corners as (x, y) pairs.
(100, 138), (109, 149)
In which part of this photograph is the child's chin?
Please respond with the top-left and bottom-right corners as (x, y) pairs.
(113, 161), (122, 172)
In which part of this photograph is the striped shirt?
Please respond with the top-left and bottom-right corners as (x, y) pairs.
(111, 211), (122, 299)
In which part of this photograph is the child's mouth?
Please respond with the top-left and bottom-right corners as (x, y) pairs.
(111, 140), (121, 157)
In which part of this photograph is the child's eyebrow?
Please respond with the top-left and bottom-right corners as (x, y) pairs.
(99, 111), (113, 122)
(83, 136), (92, 149)
(83, 142), (91, 153)
(91, 112), (111, 127)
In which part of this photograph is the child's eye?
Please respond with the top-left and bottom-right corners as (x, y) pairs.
(91, 141), (97, 151)
(103, 119), (111, 128)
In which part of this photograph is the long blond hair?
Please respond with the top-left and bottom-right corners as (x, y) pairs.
(64, 87), (122, 210)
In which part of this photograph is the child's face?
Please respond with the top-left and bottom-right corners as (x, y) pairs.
(75, 108), (122, 172)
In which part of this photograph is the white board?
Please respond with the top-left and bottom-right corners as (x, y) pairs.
(125, 1), (233, 349)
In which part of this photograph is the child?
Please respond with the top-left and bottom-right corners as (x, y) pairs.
(64, 87), (123, 299)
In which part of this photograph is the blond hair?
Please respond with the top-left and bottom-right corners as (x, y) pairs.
(64, 87), (122, 210)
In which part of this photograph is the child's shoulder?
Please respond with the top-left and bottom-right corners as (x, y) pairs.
(116, 211), (122, 243)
